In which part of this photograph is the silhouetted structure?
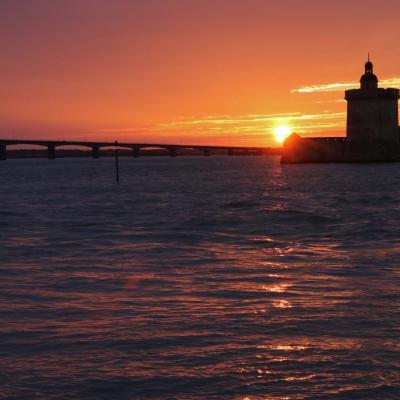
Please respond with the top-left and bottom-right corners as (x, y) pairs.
(282, 58), (400, 163)
(0, 140), (269, 160)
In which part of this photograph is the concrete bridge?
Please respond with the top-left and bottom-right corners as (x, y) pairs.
(0, 139), (269, 160)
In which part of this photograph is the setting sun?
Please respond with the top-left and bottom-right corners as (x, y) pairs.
(274, 126), (292, 143)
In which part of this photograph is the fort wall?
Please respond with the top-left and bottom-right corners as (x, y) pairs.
(281, 135), (346, 163)
(281, 134), (400, 163)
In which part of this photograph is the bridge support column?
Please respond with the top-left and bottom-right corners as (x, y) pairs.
(0, 144), (6, 160)
(132, 146), (140, 158)
(169, 148), (177, 157)
(92, 146), (100, 159)
(203, 148), (211, 156)
(228, 148), (234, 156)
(48, 145), (56, 160)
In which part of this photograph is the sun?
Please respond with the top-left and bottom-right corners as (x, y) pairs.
(274, 126), (292, 143)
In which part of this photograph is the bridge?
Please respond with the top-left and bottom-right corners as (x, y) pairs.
(0, 139), (269, 160)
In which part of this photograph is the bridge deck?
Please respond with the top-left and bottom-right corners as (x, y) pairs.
(0, 139), (266, 151)
(0, 139), (272, 160)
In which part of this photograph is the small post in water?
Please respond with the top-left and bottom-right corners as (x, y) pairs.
(115, 140), (120, 182)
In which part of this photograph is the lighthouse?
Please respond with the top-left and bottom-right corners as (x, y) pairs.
(344, 58), (400, 160)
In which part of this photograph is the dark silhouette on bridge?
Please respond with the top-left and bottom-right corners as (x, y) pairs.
(0, 139), (270, 160)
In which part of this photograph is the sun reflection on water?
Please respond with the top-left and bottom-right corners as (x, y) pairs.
(262, 283), (292, 293)
(258, 344), (308, 351)
(284, 374), (317, 382)
(272, 299), (292, 308)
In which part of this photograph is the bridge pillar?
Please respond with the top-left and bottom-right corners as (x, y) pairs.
(228, 148), (234, 156)
(0, 144), (6, 160)
(203, 148), (211, 156)
(169, 148), (177, 157)
(132, 146), (140, 158)
(92, 146), (100, 159)
(48, 145), (56, 160)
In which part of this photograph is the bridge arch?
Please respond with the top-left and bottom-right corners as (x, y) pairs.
(5, 143), (48, 149)
(55, 144), (93, 150)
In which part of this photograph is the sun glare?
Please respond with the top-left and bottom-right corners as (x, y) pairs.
(274, 126), (292, 143)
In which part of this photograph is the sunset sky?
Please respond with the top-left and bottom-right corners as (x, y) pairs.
(1, 0), (400, 146)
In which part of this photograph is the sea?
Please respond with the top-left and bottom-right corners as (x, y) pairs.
(1, 156), (400, 400)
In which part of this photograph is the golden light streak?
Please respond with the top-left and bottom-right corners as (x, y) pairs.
(292, 77), (400, 93)
(158, 112), (346, 134)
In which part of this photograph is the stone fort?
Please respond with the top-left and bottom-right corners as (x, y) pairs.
(282, 59), (400, 163)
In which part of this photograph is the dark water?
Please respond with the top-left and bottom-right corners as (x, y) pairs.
(1, 156), (400, 400)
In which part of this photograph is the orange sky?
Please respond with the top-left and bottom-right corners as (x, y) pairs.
(1, 0), (400, 146)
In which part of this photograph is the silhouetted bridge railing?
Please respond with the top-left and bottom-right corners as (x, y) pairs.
(0, 139), (270, 160)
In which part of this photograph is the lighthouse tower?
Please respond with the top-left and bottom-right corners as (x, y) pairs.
(345, 58), (400, 160)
